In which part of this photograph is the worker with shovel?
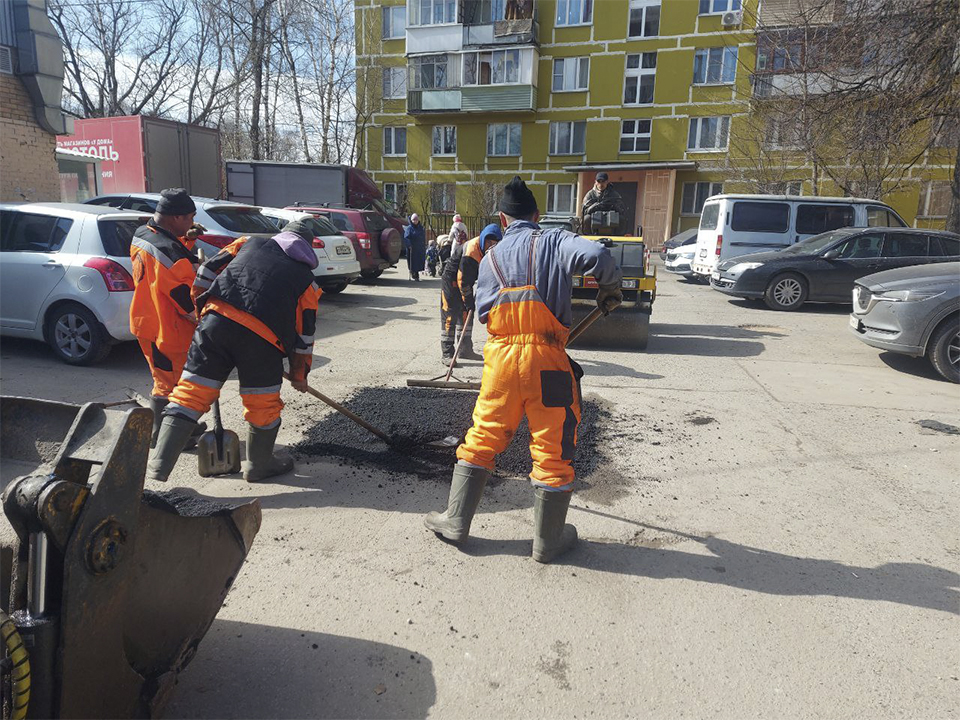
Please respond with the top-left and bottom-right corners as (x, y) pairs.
(147, 219), (321, 483)
(425, 176), (623, 563)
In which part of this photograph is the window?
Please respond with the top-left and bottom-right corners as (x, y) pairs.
(628, 0), (660, 37)
(548, 121), (586, 155)
(409, 54), (456, 90)
(930, 235), (960, 257)
(836, 233), (882, 259)
(552, 57), (589, 92)
(125, 199), (157, 213)
(322, 211), (358, 233)
(693, 47), (738, 85)
(620, 119), (652, 153)
(383, 67), (406, 99)
(795, 204), (854, 234)
(881, 232), (929, 258)
(699, 0), (740, 13)
(624, 53), (656, 105)
(408, 0), (456, 26)
(918, 181), (952, 218)
(430, 183), (456, 213)
(382, 6), (406, 38)
(463, 49), (520, 86)
(687, 116), (730, 151)
(867, 206), (906, 228)
(487, 123), (521, 156)
(700, 202), (721, 229)
(547, 184), (576, 214)
(98, 218), (147, 257)
(731, 202), (790, 232)
(383, 183), (408, 208)
(0, 212), (73, 253)
(462, 0), (507, 23)
(765, 114), (805, 150)
(383, 127), (407, 156)
(432, 125), (457, 155)
(206, 208), (279, 234)
(681, 182), (723, 215)
(556, 0), (592, 26)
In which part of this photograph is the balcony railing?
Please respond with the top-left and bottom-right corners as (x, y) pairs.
(463, 17), (539, 46)
(407, 89), (463, 113)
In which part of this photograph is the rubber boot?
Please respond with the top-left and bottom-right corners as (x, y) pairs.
(243, 423), (294, 482)
(441, 339), (458, 367)
(459, 345), (483, 361)
(424, 462), (489, 543)
(149, 396), (169, 449)
(531, 488), (578, 563)
(145, 415), (197, 482)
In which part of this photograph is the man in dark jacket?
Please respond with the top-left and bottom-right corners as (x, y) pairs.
(404, 213), (427, 281)
(580, 172), (626, 232)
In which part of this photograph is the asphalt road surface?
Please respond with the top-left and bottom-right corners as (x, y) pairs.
(1, 264), (957, 718)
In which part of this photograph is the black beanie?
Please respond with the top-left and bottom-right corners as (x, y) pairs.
(284, 219), (316, 241)
(498, 176), (538, 218)
(156, 188), (196, 216)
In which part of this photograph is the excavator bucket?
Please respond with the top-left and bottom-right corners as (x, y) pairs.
(0, 396), (261, 719)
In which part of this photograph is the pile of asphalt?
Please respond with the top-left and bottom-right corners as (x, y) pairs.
(142, 488), (239, 517)
(292, 386), (610, 483)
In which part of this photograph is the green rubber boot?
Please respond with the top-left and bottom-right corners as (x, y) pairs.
(149, 396), (169, 449)
(243, 423), (294, 482)
(424, 462), (490, 543)
(146, 415), (197, 482)
(532, 488), (578, 563)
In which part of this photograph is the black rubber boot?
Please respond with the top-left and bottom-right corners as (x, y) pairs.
(424, 463), (490, 543)
(149, 396), (169, 449)
(532, 488), (578, 563)
(459, 346), (483, 361)
(146, 415), (197, 482)
(244, 423), (294, 482)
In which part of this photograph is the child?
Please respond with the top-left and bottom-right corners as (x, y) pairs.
(426, 238), (440, 277)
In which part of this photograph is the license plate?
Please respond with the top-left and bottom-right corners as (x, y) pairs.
(335, 245), (351, 255)
(711, 272), (721, 281)
(849, 315), (861, 330)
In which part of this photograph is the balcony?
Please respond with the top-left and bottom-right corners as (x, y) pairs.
(461, 84), (535, 112)
(463, 17), (539, 46)
(752, 71), (834, 98)
(406, 24), (463, 54)
(407, 89), (462, 113)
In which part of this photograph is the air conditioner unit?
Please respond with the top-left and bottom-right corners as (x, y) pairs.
(721, 10), (742, 26)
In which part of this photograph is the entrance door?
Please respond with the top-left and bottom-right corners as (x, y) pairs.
(639, 170), (672, 246)
(611, 182), (638, 235)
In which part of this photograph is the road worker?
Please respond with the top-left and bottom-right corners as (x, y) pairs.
(146, 219), (321, 483)
(129, 187), (207, 447)
(425, 176), (623, 563)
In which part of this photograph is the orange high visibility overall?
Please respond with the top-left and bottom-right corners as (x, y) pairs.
(457, 231), (582, 491)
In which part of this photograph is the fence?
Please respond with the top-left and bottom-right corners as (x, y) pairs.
(421, 213), (500, 242)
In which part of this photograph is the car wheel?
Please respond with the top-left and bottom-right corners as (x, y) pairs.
(46, 303), (112, 365)
(323, 282), (348, 294)
(764, 273), (808, 311)
(359, 269), (383, 281)
(927, 316), (960, 383)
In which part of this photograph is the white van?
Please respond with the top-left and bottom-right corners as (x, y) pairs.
(690, 194), (906, 278)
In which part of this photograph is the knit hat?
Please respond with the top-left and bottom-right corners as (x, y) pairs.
(156, 188), (196, 216)
(283, 219), (316, 241)
(498, 176), (537, 218)
(479, 223), (502, 252)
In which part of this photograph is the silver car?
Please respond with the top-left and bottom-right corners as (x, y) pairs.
(850, 261), (960, 383)
(0, 203), (150, 365)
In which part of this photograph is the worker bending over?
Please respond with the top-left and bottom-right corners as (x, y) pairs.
(129, 188), (207, 447)
(425, 177), (622, 563)
(147, 220), (321, 483)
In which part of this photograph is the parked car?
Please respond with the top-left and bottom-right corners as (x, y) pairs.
(711, 227), (960, 310)
(0, 202), (150, 365)
(85, 193), (279, 258)
(659, 228), (698, 261)
(662, 229), (700, 278)
(691, 194), (907, 279)
(851, 262), (959, 383)
(258, 207), (361, 293)
(284, 205), (402, 280)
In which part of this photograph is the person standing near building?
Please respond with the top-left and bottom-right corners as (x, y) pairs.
(404, 213), (427, 282)
(425, 177), (622, 563)
(580, 172), (626, 232)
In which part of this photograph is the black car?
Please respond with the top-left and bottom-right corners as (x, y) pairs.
(659, 228), (698, 261)
(711, 227), (960, 310)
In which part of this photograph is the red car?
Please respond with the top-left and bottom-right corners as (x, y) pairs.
(286, 206), (402, 280)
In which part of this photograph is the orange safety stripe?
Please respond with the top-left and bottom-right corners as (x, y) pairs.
(203, 298), (285, 354)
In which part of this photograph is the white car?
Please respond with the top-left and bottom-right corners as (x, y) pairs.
(0, 202), (150, 365)
(258, 207), (361, 293)
(664, 240), (698, 278)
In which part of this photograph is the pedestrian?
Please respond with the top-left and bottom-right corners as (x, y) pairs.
(146, 219), (322, 483)
(425, 238), (440, 277)
(449, 218), (468, 254)
(425, 176), (623, 563)
(580, 171), (626, 233)
(129, 187), (208, 448)
(404, 213), (427, 282)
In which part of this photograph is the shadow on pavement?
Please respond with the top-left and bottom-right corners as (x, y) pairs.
(576, 358), (664, 380)
(650, 323), (768, 357)
(727, 299), (852, 316)
(167, 619), (436, 719)
(878, 351), (948, 383)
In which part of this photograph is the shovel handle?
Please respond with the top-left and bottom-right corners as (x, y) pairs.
(445, 309), (474, 382)
(284, 373), (394, 445)
(212, 400), (224, 455)
(566, 306), (606, 346)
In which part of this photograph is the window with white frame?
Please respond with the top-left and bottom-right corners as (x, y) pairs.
(383, 127), (407, 156)
(681, 181), (723, 215)
(918, 181), (951, 218)
(408, 0), (457, 26)
(382, 6), (406, 38)
(769, 181), (803, 195)
(547, 184), (576, 214)
(552, 57), (589, 92)
(430, 183), (456, 213)
(383, 67), (407, 99)
(693, 47), (738, 84)
(687, 116), (730, 151)
(432, 125), (457, 156)
(620, 119), (651, 153)
(383, 182), (408, 209)
(548, 121), (586, 155)
(698, 0), (740, 13)
(764, 114), (805, 149)
(462, 0), (506, 23)
(463, 49), (520, 86)
(628, 0), (660, 38)
(556, 0), (592, 26)
(624, 52), (656, 105)
(409, 54), (457, 90)
(487, 123), (521, 156)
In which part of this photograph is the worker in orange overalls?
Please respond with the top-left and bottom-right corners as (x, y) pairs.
(425, 177), (622, 563)
(146, 220), (321, 483)
(129, 188), (207, 447)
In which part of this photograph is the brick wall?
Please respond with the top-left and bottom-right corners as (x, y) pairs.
(0, 72), (60, 201)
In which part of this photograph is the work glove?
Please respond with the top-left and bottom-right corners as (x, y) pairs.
(288, 353), (310, 393)
(186, 222), (207, 241)
(596, 284), (623, 316)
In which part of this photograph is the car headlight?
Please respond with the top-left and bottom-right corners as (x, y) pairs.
(621, 279), (638, 289)
(572, 277), (582, 287)
(726, 262), (764, 274)
(875, 289), (945, 303)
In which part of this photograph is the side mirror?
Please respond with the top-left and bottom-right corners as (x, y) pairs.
(822, 249), (840, 260)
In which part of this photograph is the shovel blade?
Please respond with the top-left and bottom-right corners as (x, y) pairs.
(197, 429), (242, 477)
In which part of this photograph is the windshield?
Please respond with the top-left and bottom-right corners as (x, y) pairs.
(205, 207), (278, 234)
(780, 229), (852, 255)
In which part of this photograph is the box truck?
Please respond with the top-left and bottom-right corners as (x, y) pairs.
(56, 116), (222, 198)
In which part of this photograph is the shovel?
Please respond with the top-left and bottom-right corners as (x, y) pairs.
(197, 400), (241, 476)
